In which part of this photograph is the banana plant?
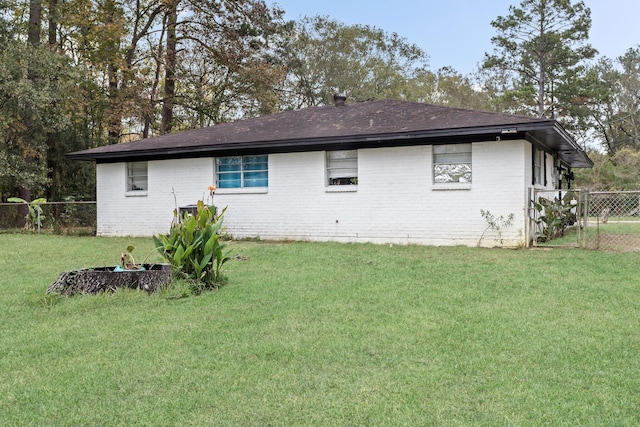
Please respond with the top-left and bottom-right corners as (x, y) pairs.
(531, 191), (577, 242)
(7, 197), (47, 230)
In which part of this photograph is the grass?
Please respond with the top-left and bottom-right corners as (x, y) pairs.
(589, 220), (640, 234)
(536, 219), (640, 249)
(2, 235), (640, 426)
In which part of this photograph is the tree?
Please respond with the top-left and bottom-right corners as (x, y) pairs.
(430, 67), (493, 111)
(280, 16), (431, 108)
(160, 0), (177, 134)
(0, 0), (102, 202)
(0, 0), (16, 43)
(0, 41), (82, 200)
(169, 0), (289, 127)
(46, 0), (288, 137)
(574, 148), (640, 190)
(482, 0), (597, 121)
(13, 0), (43, 209)
(587, 47), (640, 153)
(1, 0), (290, 202)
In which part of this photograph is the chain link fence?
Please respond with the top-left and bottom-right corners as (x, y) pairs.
(530, 189), (640, 252)
(0, 201), (96, 235)
(530, 189), (586, 248)
(3, 192), (640, 251)
(585, 191), (640, 252)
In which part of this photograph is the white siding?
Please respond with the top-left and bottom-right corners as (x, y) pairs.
(96, 139), (539, 247)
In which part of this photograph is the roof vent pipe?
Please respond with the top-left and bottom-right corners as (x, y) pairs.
(334, 93), (347, 107)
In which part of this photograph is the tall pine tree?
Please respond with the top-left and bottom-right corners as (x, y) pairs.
(482, 0), (597, 122)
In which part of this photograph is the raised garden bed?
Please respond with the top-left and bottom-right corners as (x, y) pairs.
(47, 264), (172, 295)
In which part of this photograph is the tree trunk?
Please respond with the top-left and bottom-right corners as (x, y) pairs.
(47, 265), (173, 295)
(28, 0), (41, 47)
(161, 1), (177, 134)
(537, 49), (546, 118)
(107, 62), (121, 144)
(17, 0), (41, 222)
(48, 0), (57, 47)
(46, 0), (59, 201)
(103, 0), (122, 144)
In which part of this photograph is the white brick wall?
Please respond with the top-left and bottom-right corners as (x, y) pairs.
(97, 158), (214, 236)
(96, 139), (554, 247)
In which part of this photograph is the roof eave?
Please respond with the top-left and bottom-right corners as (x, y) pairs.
(520, 121), (593, 168)
(65, 124), (529, 162)
(65, 121), (592, 168)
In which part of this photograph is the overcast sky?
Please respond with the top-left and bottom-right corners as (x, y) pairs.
(267, 0), (640, 75)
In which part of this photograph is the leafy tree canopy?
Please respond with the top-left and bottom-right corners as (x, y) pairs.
(482, 0), (597, 122)
(586, 46), (640, 154)
(279, 15), (431, 108)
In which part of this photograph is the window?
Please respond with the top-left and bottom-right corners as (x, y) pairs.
(327, 150), (358, 185)
(216, 155), (268, 188)
(433, 144), (471, 183)
(533, 147), (546, 186)
(126, 162), (148, 192)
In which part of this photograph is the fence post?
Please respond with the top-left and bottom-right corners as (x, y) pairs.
(526, 187), (532, 248)
(581, 190), (588, 249)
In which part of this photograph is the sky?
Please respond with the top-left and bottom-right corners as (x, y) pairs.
(266, 0), (640, 75)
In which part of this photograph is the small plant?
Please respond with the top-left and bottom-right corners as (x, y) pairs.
(8, 197), (47, 230)
(153, 200), (231, 292)
(114, 245), (160, 271)
(478, 210), (515, 246)
(59, 196), (79, 227)
(119, 245), (140, 270)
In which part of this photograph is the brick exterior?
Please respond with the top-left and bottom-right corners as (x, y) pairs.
(96, 139), (555, 247)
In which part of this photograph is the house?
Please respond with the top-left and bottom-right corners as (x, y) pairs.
(66, 97), (592, 247)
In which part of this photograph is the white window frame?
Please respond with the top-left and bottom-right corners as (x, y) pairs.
(126, 161), (148, 193)
(433, 144), (472, 184)
(326, 150), (358, 186)
(533, 147), (546, 186)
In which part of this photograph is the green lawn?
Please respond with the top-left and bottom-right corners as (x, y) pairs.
(535, 220), (640, 249)
(2, 235), (640, 426)
(588, 220), (640, 234)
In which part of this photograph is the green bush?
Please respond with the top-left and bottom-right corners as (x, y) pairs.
(153, 201), (231, 292)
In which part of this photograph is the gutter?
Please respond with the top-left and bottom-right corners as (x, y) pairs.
(65, 123), (533, 161)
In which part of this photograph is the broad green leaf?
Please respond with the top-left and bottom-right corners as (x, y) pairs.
(174, 245), (186, 265)
(7, 197), (27, 204)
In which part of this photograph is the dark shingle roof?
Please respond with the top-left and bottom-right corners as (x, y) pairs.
(66, 100), (592, 167)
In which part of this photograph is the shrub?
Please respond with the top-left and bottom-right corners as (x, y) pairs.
(153, 201), (231, 292)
